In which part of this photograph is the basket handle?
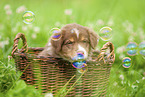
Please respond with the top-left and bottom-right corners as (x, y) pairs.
(96, 42), (115, 64)
(11, 33), (28, 57)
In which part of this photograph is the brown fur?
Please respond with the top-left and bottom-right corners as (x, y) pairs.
(39, 23), (98, 61)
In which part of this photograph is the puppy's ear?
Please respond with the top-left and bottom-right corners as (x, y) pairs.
(51, 29), (64, 52)
(86, 27), (99, 49)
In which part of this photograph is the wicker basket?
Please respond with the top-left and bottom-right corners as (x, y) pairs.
(11, 33), (115, 97)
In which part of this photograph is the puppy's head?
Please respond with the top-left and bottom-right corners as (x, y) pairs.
(51, 23), (98, 61)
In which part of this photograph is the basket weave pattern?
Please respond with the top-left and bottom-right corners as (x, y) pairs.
(12, 33), (115, 97)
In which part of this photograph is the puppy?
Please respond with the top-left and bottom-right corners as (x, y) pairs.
(39, 23), (98, 62)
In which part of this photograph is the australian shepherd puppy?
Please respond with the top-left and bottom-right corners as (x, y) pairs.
(39, 23), (98, 62)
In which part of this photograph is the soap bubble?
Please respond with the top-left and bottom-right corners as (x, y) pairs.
(50, 28), (62, 41)
(72, 61), (86, 69)
(72, 52), (87, 73)
(72, 52), (85, 68)
(72, 52), (84, 61)
(126, 42), (137, 56)
(139, 42), (145, 56)
(122, 57), (131, 68)
(22, 11), (35, 24)
(77, 63), (88, 73)
(71, 29), (75, 33)
(99, 27), (112, 41)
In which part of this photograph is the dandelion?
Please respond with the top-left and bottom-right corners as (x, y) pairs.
(4, 4), (10, 10)
(16, 5), (26, 13)
(96, 19), (104, 25)
(119, 74), (124, 80)
(45, 93), (53, 97)
(33, 26), (40, 33)
(64, 9), (72, 15)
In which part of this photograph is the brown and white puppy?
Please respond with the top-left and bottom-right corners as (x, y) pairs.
(39, 23), (98, 62)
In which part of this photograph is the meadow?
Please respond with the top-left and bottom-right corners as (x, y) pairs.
(0, 0), (145, 96)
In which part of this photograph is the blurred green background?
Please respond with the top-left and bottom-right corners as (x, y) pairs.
(0, 0), (145, 97)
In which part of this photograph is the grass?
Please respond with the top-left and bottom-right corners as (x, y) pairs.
(0, 0), (145, 96)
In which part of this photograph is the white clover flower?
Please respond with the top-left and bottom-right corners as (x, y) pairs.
(132, 85), (138, 89)
(128, 83), (130, 86)
(119, 74), (124, 80)
(107, 18), (114, 26)
(8, 55), (12, 61)
(55, 22), (61, 27)
(96, 19), (104, 25)
(138, 27), (145, 40)
(143, 72), (145, 76)
(130, 70), (134, 74)
(16, 22), (21, 27)
(22, 26), (28, 31)
(64, 9), (72, 15)
(4, 4), (10, 10)
(0, 35), (1, 40)
(113, 82), (117, 86)
(16, 5), (26, 13)
(4, 38), (9, 45)
(122, 21), (133, 33)
(33, 26), (40, 33)
(0, 24), (4, 30)
(119, 54), (125, 60)
(45, 93), (53, 97)
(142, 77), (145, 80)
(121, 80), (124, 84)
(12, 27), (17, 33)
(116, 46), (126, 54)
(128, 36), (134, 42)
(28, 24), (33, 29)
(60, 24), (65, 28)
(136, 80), (139, 83)
(87, 23), (94, 29)
(0, 41), (5, 48)
(4, 40), (9, 45)
(6, 10), (12, 15)
(32, 33), (37, 39)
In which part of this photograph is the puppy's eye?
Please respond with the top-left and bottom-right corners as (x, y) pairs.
(65, 41), (74, 45)
(82, 40), (88, 43)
